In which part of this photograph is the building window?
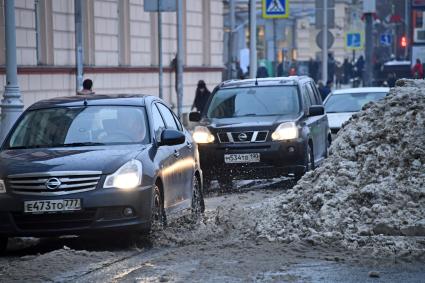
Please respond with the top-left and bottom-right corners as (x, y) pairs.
(83, 0), (95, 65)
(118, 0), (130, 66)
(35, 0), (54, 65)
(202, 0), (211, 66)
(0, 1), (5, 65)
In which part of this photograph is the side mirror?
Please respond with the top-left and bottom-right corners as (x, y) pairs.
(189, 112), (201, 122)
(159, 129), (186, 146)
(309, 105), (325, 116)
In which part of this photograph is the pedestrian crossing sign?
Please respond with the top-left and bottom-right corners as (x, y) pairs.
(345, 32), (363, 50)
(262, 0), (289, 19)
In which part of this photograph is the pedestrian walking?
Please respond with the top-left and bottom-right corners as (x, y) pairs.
(320, 80), (332, 101)
(411, 58), (424, 79)
(77, 79), (95, 95)
(327, 53), (335, 83)
(335, 62), (343, 89)
(256, 63), (269, 78)
(308, 58), (319, 82)
(191, 80), (212, 113)
(355, 55), (365, 83)
(342, 58), (352, 84)
(235, 61), (244, 79)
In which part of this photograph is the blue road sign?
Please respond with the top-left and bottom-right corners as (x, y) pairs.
(345, 32), (363, 50)
(262, 0), (289, 19)
(380, 34), (392, 46)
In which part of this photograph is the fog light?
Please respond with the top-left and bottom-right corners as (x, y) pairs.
(123, 207), (134, 217)
(288, 146), (295, 153)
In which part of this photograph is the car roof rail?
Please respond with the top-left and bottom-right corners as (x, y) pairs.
(219, 79), (240, 87)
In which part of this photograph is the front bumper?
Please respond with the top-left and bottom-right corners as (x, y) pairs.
(0, 185), (153, 237)
(198, 139), (308, 179)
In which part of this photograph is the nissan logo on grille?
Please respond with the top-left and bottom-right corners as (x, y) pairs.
(238, 133), (248, 141)
(45, 178), (62, 190)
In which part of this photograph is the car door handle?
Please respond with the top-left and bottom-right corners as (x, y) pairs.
(186, 142), (193, 149)
(174, 150), (180, 158)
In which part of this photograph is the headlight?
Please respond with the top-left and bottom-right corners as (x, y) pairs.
(271, 122), (299, 141)
(104, 160), (142, 190)
(0, 180), (5, 194)
(192, 126), (215, 144)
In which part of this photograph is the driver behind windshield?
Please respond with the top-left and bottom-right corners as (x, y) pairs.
(99, 109), (146, 143)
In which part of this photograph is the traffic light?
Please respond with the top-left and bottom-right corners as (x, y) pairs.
(401, 36), (407, 48)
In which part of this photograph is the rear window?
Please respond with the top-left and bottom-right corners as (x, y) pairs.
(324, 92), (387, 113)
(206, 86), (300, 119)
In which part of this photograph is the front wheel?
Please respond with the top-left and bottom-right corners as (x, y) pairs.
(0, 237), (7, 255)
(150, 185), (167, 232)
(294, 144), (315, 182)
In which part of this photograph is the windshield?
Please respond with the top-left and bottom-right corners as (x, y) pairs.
(206, 86), (300, 118)
(324, 92), (387, 113)
(7, 106), (149, 149)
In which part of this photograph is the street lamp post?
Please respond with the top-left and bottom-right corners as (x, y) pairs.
(176, 0), (184, 118)
(249, 0), (257, 78)
(0, 0), (24, 142)
(75, 0), (83, 92)
(321, 0), (328, 84)
(363, 0), (375, 86)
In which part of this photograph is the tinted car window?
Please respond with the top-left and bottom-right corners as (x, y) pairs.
(307, 83), (322, 104)
(325, 92), (387, 113)
(7, 106), (149, 148)
(301, 86), (312, 108)
(156, 103), (179, 130)
(207, 86), (300, 118)
(305, 84), (318, 105)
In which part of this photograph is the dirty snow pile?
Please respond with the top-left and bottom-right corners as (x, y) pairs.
(251, 79), (425, 256)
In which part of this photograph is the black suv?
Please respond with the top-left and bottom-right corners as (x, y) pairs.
(189, 76), (331, 189)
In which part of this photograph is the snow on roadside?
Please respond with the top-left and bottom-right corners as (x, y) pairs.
(250, 79), (425, 256)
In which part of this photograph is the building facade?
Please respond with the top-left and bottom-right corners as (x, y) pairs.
(0, 0), (224, 114)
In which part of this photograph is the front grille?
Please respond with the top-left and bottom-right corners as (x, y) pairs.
(217, 131), (269, 143)
(7, 171), (102, 196)
(12, 209), (97, 230)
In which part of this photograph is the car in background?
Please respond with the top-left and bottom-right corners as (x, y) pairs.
(189, 76), (331, 189)
(324, 87), (389, 135)
(0, 94), (204, 254)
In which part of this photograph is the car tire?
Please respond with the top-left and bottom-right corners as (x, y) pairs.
(150, 184), (167, 232)
(294, 143), (315, 182)
(0, 237), (7, 255)
(191, 175), (205, 221)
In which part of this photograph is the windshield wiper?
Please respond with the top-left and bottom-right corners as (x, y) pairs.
(235, 113), (258, 117)
(61, 142), (106, 147)
(6, 145), (46, 149)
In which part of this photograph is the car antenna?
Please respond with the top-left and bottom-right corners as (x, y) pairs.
(255, 77), (258, 86)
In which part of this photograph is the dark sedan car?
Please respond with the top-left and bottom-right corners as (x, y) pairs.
(190, 77), (331, 189)
(0, 94), (204, 253)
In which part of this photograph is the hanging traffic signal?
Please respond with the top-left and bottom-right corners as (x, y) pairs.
(401, 36), (407, 48)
